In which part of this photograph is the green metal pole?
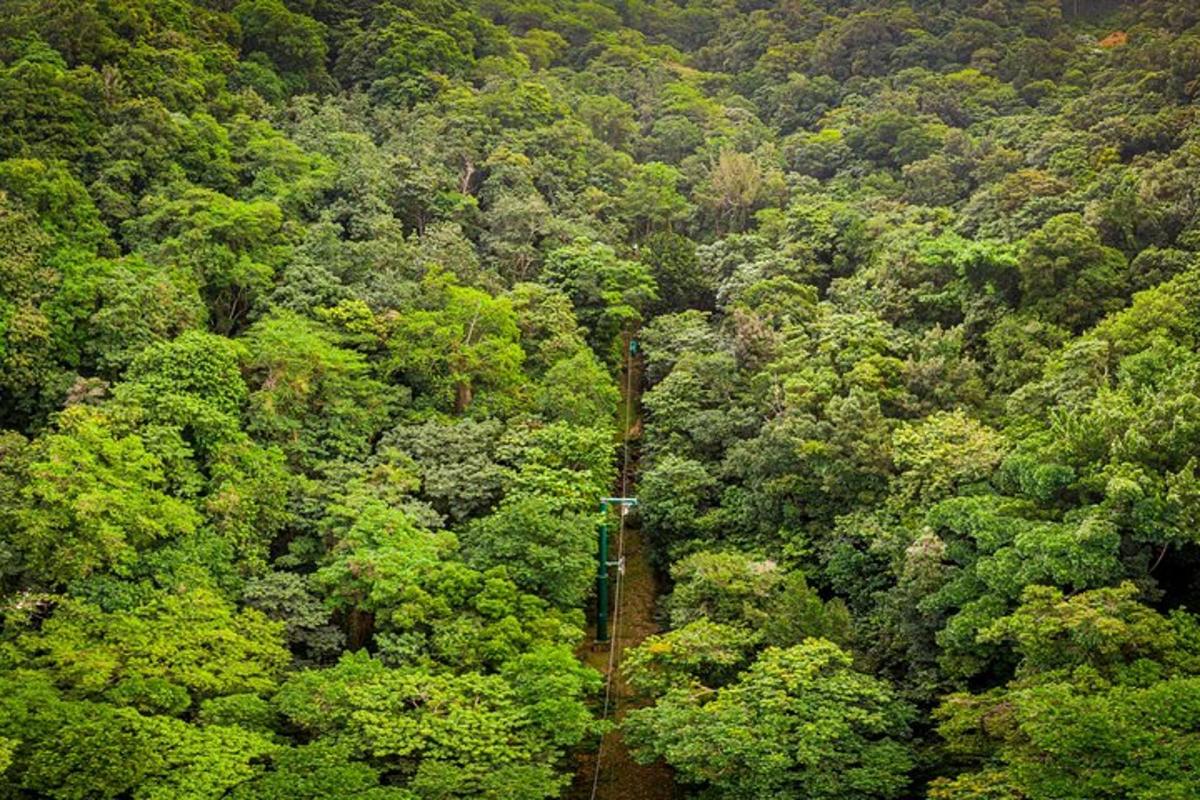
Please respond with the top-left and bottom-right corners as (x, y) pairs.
(597, 502), (610, 642)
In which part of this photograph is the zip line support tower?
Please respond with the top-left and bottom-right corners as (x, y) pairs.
(596, 496), (637, 644)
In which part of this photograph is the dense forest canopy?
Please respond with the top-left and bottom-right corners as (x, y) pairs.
(3, 0), (1200, 797)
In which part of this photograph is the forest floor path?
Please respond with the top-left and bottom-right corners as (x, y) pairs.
(568, 350), (678, 800)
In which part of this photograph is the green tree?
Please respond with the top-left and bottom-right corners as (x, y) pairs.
(624, 618), (760, 696)
(0, 194), (60, 426)
(382, 418), (505, 522)
(333, 8), (476, 104)
(122, 186), (288, 333)
(0, 158), (112, 252)
(114, 330), (290, 569)
(461, 495), (596, 608)
(1018, 213), (1129, 332)
(697, 150), (773, 234)
(51, 254), (207, 376)
(578, 93), (637, 149)
(533, 346), (618, 424)
(6, 405), (202, 585)
(230, 742), (410, 800)
(384, 273), (525, 414)
(542, 240), (657, 362)
(234, 0), (331, 94)
(620, 161), (693, 236)
(0, 670), (279, 800)
(890, 410), (1007, 505)
(931, 584), (1200, 800)
(639, 455), (719, 553)
(11, 585), (289, 714)
(784, 128), (851, 180)
(243, 311), (390, 470)
(662, 550), (851, 648)
(507, 282), (590, 374)
(624, 640), (914, 800)
(639, 231), (711, 313)
(274, 650), (597, 799)
(499, 420), (615, 512)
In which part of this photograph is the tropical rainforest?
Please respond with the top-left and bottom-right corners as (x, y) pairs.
(2, 0), (1200, 798)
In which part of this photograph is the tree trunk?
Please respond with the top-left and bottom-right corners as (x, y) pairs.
(347, 608), (375, 650)
(455, 380), (473, 414)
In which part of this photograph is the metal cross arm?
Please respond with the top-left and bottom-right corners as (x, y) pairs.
(600, 497), (638, 507)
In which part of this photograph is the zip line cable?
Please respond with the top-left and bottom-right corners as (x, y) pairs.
(588, 337), (638, 800)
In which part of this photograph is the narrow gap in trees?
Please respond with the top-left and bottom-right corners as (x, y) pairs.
(570, 346), (677, 800)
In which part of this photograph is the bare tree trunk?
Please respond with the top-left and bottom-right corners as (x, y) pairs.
(455, 380), (473, 414)
(459, 159), (477, 195)
(347, 609), (375, 650)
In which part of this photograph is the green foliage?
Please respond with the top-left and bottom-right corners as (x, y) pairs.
(231, 742), (410, 799)
(498, 420), (615, 512)
(624, 618), (760, 696)
(114, 331), (290, 570)
(913, 494), (1126, 679)
(461, 495), (596, 608)
(0, 195), (60, 425)
(382, 417), (505, 522)
(123, 186), (289, 333)
(1019, 213), (1130, 332)
(891, 411), (1007, 505)
(50, 253), (207, 376)
(7, 406), (202, 585)
(241, 570), (343, 662)
(0, 671), (278, 800)
(507, 282), (590, 373)
(11, 585), (289, 713)
(640, 231), (710, 313)
(542, 240), (658, 361)
(0, 40), (104, 164)
(116, 330), (247, 447)
(275, 649), (598, 799)
(931, 584), (1200, 800)
(383, 272), (525, 414)
(242, 311), (390, 470)
(666, 550), (783, 629)
(313, 494), (583, 671)
(5, 0), (1200, 796)
(334, 7), (479, 104)
(0, 158), (112, 252)
(625, 640), (914, 800)
(533, 347), (618, 424)
(639, 455), (718, 552)
(234, 0), (330, 94)
(621, 161), (693, 236)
